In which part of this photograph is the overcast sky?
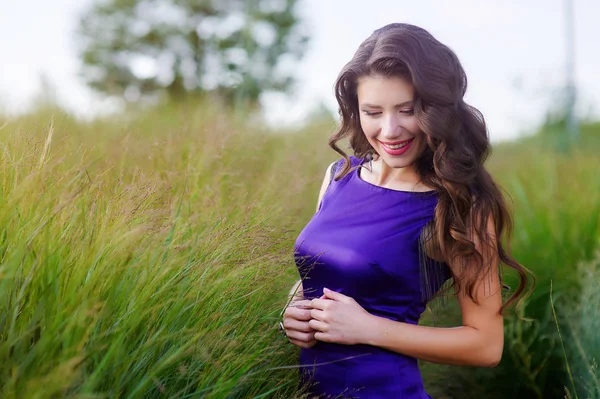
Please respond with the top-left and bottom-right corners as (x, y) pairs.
(1, 0), (599, 142)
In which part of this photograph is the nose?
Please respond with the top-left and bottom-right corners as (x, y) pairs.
(381, 114), (403, 140)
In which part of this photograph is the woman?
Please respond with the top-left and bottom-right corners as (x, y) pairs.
(281, 23), (533, 399)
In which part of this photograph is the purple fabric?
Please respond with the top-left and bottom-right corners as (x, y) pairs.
(294, 155), (449, 398)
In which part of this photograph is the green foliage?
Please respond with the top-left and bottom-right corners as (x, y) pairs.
(0, 103), (598, 398)
(558, 253), (600, 399)
(420, 125), (600, 399)
(0, 103), (329, 398)
(76, 0), (309, 106)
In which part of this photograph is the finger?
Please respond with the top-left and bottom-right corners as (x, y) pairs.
(284, 306), (312, 321)
(310, 298), (330, 310)
(308, 319), (328, 332)
(305, 340), (318, 348)
(289, 338), (317, 348)
(323, 287), (346, 300)
(288, 338), (304, 348)
(314, 331), (330, 342)
(310, 308), (327, 321)
(290, 299), (313, 308)
(284, 319), (315, 333)
(286, 330), (315, 343)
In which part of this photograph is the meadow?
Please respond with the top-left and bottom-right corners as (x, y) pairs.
(0, 101), (598, 398)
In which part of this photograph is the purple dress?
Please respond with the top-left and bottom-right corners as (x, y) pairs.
(294, 155), (451, 399)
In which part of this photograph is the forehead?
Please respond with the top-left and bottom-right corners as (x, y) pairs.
(356, 75), (414, 104)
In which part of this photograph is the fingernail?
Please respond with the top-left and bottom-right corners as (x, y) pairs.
(323, 287), (329, 292)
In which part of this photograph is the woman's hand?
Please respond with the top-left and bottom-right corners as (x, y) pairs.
(309, 288), (373, 346)
(282, 299), (318, 348)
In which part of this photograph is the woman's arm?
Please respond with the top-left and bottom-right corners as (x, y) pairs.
(361, 214), (503, 367)
(315, 160), (336, 212)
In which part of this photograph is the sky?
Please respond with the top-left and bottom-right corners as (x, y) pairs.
(1, 0), (599, 142)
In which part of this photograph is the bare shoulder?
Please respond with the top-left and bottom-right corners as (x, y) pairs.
(315, 160), (337, 213)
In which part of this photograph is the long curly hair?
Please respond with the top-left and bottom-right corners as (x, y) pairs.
(328, 23), (534, 314)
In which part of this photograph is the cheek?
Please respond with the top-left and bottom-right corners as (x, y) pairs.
(406, 117), (420, 133)
(359, 118), (378, 137)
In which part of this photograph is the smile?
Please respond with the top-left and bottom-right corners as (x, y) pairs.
(379, 138), (414, 155)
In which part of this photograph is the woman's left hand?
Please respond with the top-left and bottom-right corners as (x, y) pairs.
(309, 287), (374, 345)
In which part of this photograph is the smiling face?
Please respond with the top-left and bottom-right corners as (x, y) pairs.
(356, 74), (428, 172)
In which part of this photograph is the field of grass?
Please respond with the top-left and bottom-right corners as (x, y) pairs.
(0, 102), (598, 398)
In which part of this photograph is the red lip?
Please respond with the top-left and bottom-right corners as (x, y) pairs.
(379, 138), (413, 145)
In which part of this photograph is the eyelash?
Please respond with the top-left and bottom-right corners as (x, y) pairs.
(363, 110), (414, 116)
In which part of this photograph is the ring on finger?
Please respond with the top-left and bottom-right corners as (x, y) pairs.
(278, 321), (287, 337)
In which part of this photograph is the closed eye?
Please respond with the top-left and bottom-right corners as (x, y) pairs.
(362, 109), (414, 117)
(362, 110), (381, 117)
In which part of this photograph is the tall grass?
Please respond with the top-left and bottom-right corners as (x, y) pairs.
(420, 132), (600, 399)
(0, 103), (335, 398)
(559, 250), (600, 399)
(418, 129), (600, 398)
(0, 103), (598, 398)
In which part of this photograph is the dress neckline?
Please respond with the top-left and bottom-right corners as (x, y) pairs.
(353, 157), (437, 195)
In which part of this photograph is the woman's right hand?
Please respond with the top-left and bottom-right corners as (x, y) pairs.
(282, 299), (318, 348)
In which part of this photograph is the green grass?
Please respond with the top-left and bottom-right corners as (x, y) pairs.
(558, 251), (600, 399)
(420, 130), (600, 399)
(0, 102), (598, 398)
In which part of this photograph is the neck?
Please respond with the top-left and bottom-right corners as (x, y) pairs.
(372, 158), (421, 187)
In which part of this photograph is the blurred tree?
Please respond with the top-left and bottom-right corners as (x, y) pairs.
(76, 0), (309, 107)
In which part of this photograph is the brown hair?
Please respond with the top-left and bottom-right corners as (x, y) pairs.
(328, 23), (534, 314)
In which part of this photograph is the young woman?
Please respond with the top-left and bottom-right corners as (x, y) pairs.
(281, 23), (533, 398)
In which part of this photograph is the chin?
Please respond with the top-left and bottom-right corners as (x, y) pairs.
(374, 150), (417, 168)
(374, 143), (425, 168)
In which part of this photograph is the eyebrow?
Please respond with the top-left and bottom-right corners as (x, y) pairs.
(360, 101), (413, 108)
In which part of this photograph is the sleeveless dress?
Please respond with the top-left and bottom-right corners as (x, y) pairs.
(293, 155), (451, 399)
